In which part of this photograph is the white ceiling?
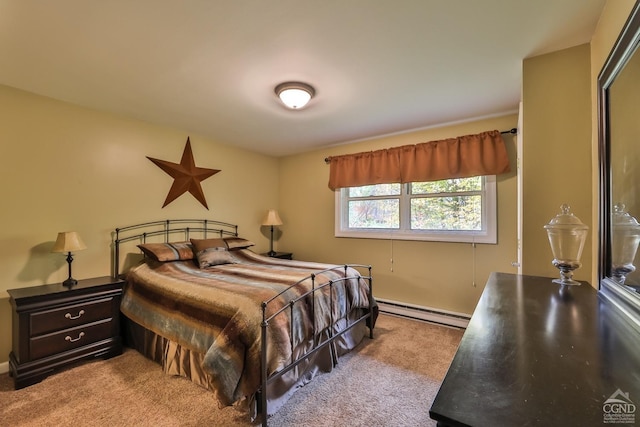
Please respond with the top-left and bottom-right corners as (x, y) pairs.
(0, 0), (605, 156)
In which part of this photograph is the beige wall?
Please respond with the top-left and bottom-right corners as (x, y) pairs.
(519, 0), (636, 286)
(521, 44), (593, 281)
(278, 114), (519, 314)
(0, 84), (280, 363)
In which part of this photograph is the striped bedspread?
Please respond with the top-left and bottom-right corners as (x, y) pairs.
(120, 249), (375, 407)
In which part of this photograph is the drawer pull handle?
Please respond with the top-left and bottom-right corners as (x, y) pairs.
(65, 332), (85, 343)
(65, 310), (85, 320)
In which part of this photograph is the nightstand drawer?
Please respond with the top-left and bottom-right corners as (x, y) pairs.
(30, 297), (115, 336)
(29, 318), (114, 360)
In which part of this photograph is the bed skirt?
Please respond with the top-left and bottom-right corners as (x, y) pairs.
(122, 312), (371, 420)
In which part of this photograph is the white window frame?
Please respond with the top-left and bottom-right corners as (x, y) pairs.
(335, 176), (497, 244)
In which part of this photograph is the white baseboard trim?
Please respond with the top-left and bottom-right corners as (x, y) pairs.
(0, 361), (8, 375)
(377, 298), (470, 329)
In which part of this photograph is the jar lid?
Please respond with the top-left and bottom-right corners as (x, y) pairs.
(544, 204), (588, 230)
(613, 203), (640, 229)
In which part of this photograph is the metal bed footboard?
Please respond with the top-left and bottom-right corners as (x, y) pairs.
(259, 264), (375, 427)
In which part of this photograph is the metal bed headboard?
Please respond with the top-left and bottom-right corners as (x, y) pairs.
(112, 219), (238, 277)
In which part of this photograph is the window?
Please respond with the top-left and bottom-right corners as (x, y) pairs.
(335, 176), (497, 243)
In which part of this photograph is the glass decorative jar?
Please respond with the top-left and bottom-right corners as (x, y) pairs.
(611, 203), (640, 284)
(544, 204), (589, 286)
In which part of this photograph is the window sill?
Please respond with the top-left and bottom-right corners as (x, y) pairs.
(334, 229), (496, 244)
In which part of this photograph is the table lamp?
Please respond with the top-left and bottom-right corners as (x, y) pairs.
(52, 231), (87, 287)
(262, 210), (283, 257)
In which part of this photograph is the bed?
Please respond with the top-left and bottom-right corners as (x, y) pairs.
(113, 219), (377, 425)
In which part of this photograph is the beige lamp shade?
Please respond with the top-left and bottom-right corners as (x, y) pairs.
(262, 209), (283, 226)
(52, 231), (87, 253)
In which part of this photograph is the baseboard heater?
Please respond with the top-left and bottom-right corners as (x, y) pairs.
(376, 298), (470, 329)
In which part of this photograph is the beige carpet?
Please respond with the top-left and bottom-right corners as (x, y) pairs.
(0, 314), (463, 426)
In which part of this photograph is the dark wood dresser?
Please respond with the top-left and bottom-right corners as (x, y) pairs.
(8, 276), (124, 389)
(430, 272), (640, 427)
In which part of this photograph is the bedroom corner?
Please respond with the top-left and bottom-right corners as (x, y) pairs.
(278, 113), (520, 317)
(0, 84), (281, 366)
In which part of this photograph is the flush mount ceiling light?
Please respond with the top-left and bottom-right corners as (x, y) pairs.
(275, 82), (315, 109)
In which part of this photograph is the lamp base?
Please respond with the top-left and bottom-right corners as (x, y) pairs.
(267, 251), (277, 257)
(62, 277), (78, 288)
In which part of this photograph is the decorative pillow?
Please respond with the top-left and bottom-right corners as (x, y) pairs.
(196, 246), (238, 268)
(190, 238), (236, 268)
(190, 238), (226, 254)
(137, 242), (194, 262)
(223, 237), (255, 250)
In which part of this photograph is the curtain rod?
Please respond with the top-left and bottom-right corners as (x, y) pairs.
(324, 127), (517, 163)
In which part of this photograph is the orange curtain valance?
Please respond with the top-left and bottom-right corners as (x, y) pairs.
(327, 130), (511, 190)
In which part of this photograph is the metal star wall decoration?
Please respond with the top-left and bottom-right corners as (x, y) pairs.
(147, 137), (220, 209)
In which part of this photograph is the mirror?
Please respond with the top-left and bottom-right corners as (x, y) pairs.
(598, 2), (640, 323)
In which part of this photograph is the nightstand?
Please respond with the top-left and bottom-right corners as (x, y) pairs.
(263, 252), (293, 260)
(8, 276), (125, 389)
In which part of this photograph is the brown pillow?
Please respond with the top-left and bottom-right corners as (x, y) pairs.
(138, 242), (194, 262)
(190, 238), (237, 268)
(190, 238), (226, 253)
(195, 247), (237, 268)
(223, 237), (255, 250)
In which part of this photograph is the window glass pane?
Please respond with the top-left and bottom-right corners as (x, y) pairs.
(411, 195), (481, 230)
(348, 199), (400, 228)
(411, 177), (481, 194)
(349, 183), (401, 197)
(336, 176), (496, 243)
